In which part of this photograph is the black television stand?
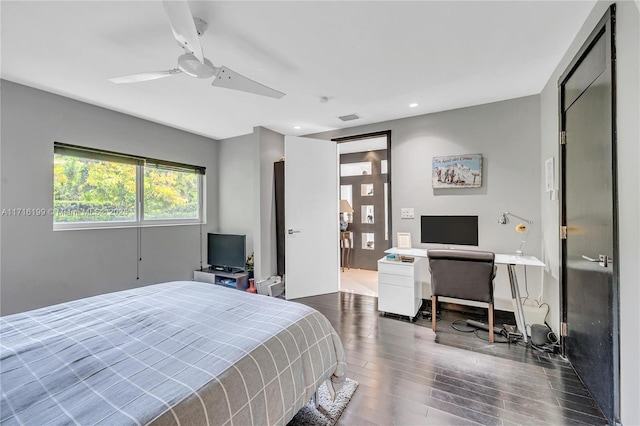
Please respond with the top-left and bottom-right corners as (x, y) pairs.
(193, 268), (249, 291)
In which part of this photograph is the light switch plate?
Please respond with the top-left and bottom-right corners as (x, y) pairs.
(400, 208), (415, 219)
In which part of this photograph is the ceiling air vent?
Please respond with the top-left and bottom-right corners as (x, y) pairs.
(338, 113), (361, 122)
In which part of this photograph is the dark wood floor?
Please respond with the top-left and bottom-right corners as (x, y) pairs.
(296, 292), (607, 425)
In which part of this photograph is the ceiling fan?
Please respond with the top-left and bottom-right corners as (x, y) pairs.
(109, 0), (285, 99)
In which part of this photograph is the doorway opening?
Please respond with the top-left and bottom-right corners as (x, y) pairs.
(333, 131), (391, 297)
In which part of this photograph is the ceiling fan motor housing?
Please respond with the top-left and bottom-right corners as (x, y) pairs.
(178, 54), (215, 78)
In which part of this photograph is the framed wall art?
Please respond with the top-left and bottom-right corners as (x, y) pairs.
(432, 154), (482, 189)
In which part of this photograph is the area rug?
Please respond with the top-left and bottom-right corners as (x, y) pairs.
(288, 378), (359, 426)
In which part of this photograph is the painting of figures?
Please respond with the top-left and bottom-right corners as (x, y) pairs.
(432, 154), (482, 188)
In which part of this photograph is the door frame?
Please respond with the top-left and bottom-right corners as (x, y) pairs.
(558, 4), (619, 422)
(332, 130), (393, 253)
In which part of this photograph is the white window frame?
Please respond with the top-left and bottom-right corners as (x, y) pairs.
(53, 143), (206, 231)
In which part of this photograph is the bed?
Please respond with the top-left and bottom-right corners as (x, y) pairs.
(0, 281), (346, 425)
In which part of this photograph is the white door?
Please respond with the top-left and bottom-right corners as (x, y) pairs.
(285, 136), (339, 299)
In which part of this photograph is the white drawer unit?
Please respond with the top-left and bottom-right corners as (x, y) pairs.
(377, 257), (423, 320)
(378, 273), (414, 288)
(378, 260), (414, 277)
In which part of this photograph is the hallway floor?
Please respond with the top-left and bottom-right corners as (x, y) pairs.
(340, 268), (378, 297)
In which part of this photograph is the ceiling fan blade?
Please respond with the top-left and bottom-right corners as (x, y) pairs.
(212, 66), (285, 99)
(162, 0), (204, 63)
(109, 69), (181, 84)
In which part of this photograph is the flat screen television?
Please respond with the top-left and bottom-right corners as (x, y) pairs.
(420, 215), (478, 246)
(207, 233), (246, 272)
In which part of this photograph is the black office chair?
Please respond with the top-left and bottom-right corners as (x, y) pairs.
(427, 249), (497, 342)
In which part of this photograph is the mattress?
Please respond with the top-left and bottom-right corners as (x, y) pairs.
(0, 281), (346, 425)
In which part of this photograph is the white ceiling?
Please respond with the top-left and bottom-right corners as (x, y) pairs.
(1, 1), (596, 141)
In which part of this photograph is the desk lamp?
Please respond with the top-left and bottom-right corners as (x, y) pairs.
(339, 199), (354, 231)
(498, 212), (534, 256)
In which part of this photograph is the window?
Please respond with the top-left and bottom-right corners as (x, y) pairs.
(143, 163), (200, 221)
(53, 154), (137, 224)
(53, 143), (205, 229)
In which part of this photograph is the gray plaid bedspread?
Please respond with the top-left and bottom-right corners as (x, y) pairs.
(0, 281), (346, 425)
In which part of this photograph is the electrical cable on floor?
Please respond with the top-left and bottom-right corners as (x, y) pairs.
(514, 332), (560, 353)
(420, 311), (440, 323)
(473, 328), (521, 343)
(539, 303), (550, 321)
(518, 339), (557, 353)
(534, 328), (560, 353)
(472, 329), (513, 344)
(451, 319), (475, 333)
(136, 225), (141, 280)
(450, 317), (523, 344)
(199, 223), (203, 271)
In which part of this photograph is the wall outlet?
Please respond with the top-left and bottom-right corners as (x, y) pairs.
(400, 208), (415, 219)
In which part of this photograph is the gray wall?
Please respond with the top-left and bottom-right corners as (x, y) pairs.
(218, 131), (257, 258)
(255, 127), (284, 279)
(308, 95), (542, 310)
(0, 80), (219, 315)
(539, 2), (639, 424)
(217, 126), (284, 281)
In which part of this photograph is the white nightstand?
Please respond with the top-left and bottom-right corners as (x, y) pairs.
(377, 257), (424, 321)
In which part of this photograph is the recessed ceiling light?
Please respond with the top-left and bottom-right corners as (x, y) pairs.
(294, 126), (301, 129)
(409, 103), (419, 108)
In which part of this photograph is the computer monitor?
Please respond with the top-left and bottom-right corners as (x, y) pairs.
(420, 215), (478, 246)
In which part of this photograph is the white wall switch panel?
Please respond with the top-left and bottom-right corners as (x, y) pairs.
(400, 208), (415, 219)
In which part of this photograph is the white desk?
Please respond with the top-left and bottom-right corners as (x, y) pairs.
(384, 248), (546, 342)
(384, 247), (429, 257)
(494, 254), (545, 343)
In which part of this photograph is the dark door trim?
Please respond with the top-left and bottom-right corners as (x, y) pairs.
(332, 130), (392, 250)
(558, 4), (619, 423)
